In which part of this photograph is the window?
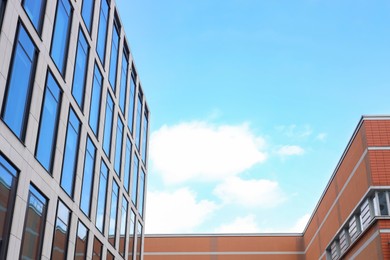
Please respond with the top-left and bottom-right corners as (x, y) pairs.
(108, 180), (119, 247)
(108, 13), (120, 91)
(35, 70), (62, 173)
(360, 199), (373, 229)
(136, 221), (143, 260)
(338, 229), (349, 254)
(135, 92), (143, 150)
(0, 0), (6, 29)
(119, 46), (129, 114)
(89, 64), (103, 136)
(81, 0), (94, 33)
(103, 93), (114, 158)
(22, 0), (46, 33)
(348, 215), (361, 242)
(114, 117), (123, 176)
(96, 0), (109, 64)
(20, 185), (47, 259)
(92, 237), (103, 260)
(80, 136), (96, 217)
(74, 221), (88, 260)
(330, 240), (340, 260)
(51, 201), (71, 260)
(96, 161), (108, 232)
(377, 191), (389, 215)
(107, 251), (114, 260)
(60, 108), (81, 198)
(50, 0), (72, 76)
(141, 107), (148, 164)
(0, 155), (18, 259)
(1, 23), (37, 141)
(131, 155), (139, 205)
(119, 197), (128, 257)
(127, 67), (136, 133)
(128, 210), (135, 258)
(123, 136), (132, 192)
(72, 28), (89, 110)
(138, 169), (145, 217)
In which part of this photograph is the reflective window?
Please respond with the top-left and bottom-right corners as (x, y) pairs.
(123, 136), (132, 193)
(119, 47), (129, 114)
(22, 0), (46, 33)
(135, 92), (143, 150)
(378, 192), (389, 215)
(127, 69), (136, 133)
(136, 222), (143, 260)
(89, 64), (103, 136)
(108, 180), (119, 247)
(114, 117), (123, 176)
(107, 251), (114, 260)
(119, 197), (128, 257)
(108, 14), (120, 91)
(80, 137), (96, 216)
(20, 185), (47, 260)
(50, 0), (72, 76)
(52, 201), (71, 260)
(138, 169), (145, 217)
(0, 155), (18, 259)
(60, 108), (81, 198)
(92, 237), (103, 260)
(1, 24), (37, 141)
(131, 155), (139, 205)
(81, 0), (94, 33)
(35, 71), (62, 173)
(96, 0), (109, 64)
(96, 161), (108, 232)
(72, 28), (89, 110)
(74, 221), (88, 260)
(103, 93), (114, 157)
(141, 107), (148, 164)
(128, 210), (135, 258)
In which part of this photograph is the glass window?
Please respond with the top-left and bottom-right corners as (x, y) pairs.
(92, 237), (103, 260)
(114, 117), (123, 176)
(22, 0), (46, 33)
(96, 161), (108, 232)
(123, 136), (132, 193)
(119, 197), (128, 257)
(108, 14), (120, 91)
(80, 137), (96, 216)
(20, 185), (48, 260)
(135, 92), (143, 150)
(60, 108), (81, 198)
(0, 0), (6, 29)
(128, 210), (135, 258)
(127, 69), (136, 133)
(81, 0), (94, 33)
(119, 47), (129, 115)
(141, 107), (148, 164)
(35, 70), (62, 173)
(52, 201), (71, 260)
(103, 93), (114, 158)
(131, 155), (139, 205)
(138, 169), (145, 217)
(107, 251), (114, 260)
(136, 221), (143, 260)
(50, 0), (72, 76)
(72, 28), (89, 110)
(1, 24), (37, 141)
(74, 221), (88, 260)
(0, 155), (18, 259)
(96, 0), (109, 64)
(378, 191), (389, 215)
(89, 64), (103, 136)
(108, 180), (119, 247)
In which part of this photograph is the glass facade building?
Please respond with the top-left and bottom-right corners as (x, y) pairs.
(0, 0), (149, 259)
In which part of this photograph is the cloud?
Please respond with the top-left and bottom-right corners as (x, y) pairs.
(145, 188), (217, 233)
(276, 145), (305, 156)
(213, 177), (286, 208)
(288, 214), (311, 233)
(275, 124), (312, 139)
(214, 214), (261, 233)
(150, 121), (267, 184)
(316, 133), (327, 141)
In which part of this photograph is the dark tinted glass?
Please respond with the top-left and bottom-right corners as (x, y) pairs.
(74, 221), (88, 260)
(60, 108), (81, 197)
(131, 156), (139, 205)
(119, 50), (128, 114)
(114, 117), (123, 176)
(20, 186), (47, 259)
(138, 169), (145, 217)
(52, 201), (71, 260)
(108, 18), (119, 90)
(141, 109), (148, 163)
(1, 24), (37, 140)
(22, 0), (46, 33)
(108, 181), (119, 246)
(96, 0), (109, 64)
(96, 161), (108, 232)
(135, 93), (142, 150)
(50, 0), (72, 76)
(89, 64), (103, 136)
(92, 237), (102, 260)
(128, 210), (135, 258)
(119, 197), (128, 256)
(0, 0), (6, 28)
(35, 71), (62, 173)
(80, 137), (96, 216)
(127, 72), (136, 133)
(123, 136), (132, 192)
(72, 29), (89, 109)
(81, 0), (94, 33)
(103, 94), (114, 157)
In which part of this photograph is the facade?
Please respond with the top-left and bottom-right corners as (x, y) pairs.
(145, 116), (390, 260)
(0, 0), (149, 259)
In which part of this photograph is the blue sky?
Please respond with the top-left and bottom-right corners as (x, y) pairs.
(116, 0), (390, 233)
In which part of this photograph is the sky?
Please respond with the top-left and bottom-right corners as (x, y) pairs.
(116, 0), (390, 234)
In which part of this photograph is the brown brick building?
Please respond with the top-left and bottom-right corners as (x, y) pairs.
(144, 116), (390, 260)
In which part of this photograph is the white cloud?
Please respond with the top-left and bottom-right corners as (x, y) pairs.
(316, 133), (327, 141)
(150, 121), (267, 184)
(288, 214), (311, 233)
(214, 214), (261, 233)
(276, 145), (305, 156)
(276, 124), (312, 139)
(145, 188), (217, 233)
(213, 177), (286, 208)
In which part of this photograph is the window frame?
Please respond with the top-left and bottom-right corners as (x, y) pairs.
(21, 0), (47, 35)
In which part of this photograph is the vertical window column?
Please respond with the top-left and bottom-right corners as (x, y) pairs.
(81, 0), (94, 33)
(131, 156), (139, 206)
(80, 137), (96, 216)
(119, 46), (129, 114)
(135, 92), (143, 150)
(123, 136), (132, 193)
(96, 0), (109, 64)
(92, 237), (103, 260)
(96, 161), (108, 232)
(74, 221), (88, 260)
(127, 68), (136, 133)
(108, 13), (120, 91)
(72, 29), (89, 109)
(114, 117), (123, 176)
(136, 222), (143, 260)
(89, 64), (103, 136)
(22, 0), (46, 33)
(103, 93), (114, 158)
(108, 180), (119, 247)
(141, 107), (149, 164)
(51, 201), (71, 260)
(128, 210), (135, 259)
(119, 197), (128, 257)
(138, 169), (145, 217)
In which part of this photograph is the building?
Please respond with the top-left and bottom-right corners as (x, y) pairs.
(144, 116), (390, 260)
(0, 0), (149, 259)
